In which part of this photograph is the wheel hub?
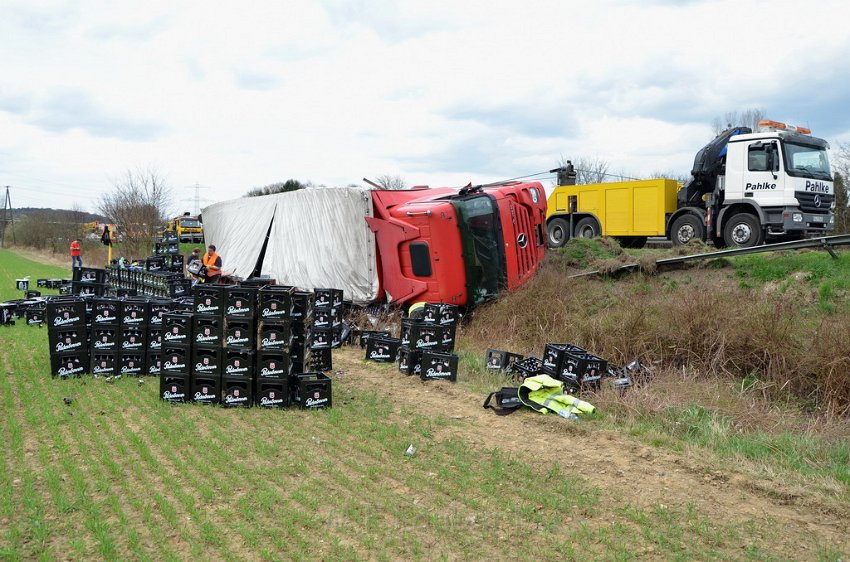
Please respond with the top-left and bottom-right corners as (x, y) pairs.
(678, 224), (695, 243)
(732, 223), (752, 244)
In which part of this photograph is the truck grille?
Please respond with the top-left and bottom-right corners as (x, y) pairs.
(512, 203), (537, 278)
(795, 191), (833, 213)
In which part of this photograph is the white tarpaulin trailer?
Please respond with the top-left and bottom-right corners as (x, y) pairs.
(201, 188), (380, 304)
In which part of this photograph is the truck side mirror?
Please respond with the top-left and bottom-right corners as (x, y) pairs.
(766, 144), (778, 179)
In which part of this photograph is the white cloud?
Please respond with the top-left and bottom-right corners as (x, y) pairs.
(1, 0), (849, 212)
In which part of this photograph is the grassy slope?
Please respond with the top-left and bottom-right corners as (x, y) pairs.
(1, 247), (848, 560)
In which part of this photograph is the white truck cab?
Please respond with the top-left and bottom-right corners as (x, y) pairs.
(709, 120), (834, 246)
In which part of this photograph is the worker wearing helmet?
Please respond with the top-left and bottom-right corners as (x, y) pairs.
(202, 245), (222, 283)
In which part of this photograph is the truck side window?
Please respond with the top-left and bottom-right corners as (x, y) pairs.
(748, 146), (769, 172)
(409, 242), (432, 277)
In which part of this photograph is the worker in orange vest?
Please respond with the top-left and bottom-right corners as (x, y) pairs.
(70, 239), (83, 269)
(202, 245), (222, 283)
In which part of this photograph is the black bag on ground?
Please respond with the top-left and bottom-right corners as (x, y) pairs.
(483, 387), (522, 416)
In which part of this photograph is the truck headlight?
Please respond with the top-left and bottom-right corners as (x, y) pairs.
(830, 215), (835, 224)
(792, 213), (803, 222)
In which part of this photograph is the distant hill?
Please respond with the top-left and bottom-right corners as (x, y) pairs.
(12, 208), (108, 223)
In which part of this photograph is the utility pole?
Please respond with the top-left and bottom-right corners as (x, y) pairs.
(184, 183), (211, 215)
(1, 186), (15, 248)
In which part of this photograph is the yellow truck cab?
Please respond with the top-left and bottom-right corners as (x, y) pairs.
(166, 213), (204, 243)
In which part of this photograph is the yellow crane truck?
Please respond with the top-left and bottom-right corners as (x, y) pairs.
(166, 213), (204, 243)
(547, 120), (835, 249)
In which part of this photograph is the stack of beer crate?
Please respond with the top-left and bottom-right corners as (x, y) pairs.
(46, 298), (89, 378)
(396, 303), (459, 381)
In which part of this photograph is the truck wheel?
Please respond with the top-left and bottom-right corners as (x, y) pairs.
(575, 218), (600, 239)
(547, 218), (571, 248)
(723, 213), (763, 248)
(670, 214), (704, 246)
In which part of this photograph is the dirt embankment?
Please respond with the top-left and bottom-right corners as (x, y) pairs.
(334, 348), (849, 553)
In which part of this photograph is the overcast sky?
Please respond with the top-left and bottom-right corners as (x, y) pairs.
(2, 0), (850, 213)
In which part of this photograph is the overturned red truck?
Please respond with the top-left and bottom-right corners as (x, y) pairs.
(202, 182), (547, 306)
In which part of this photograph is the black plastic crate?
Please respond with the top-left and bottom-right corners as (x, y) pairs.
(239, 277), (276, 288)
(72, 267), (107, 284)
(119, 326), (147, 353)
(258, 285), (293, 322)
(508, 356), (546, 381)
(160, 375), (190, 403)
(37, 278), (49, 288)
(147, 327), (162, 351)
(192, 346), (223, 377)
(73, 282), (107, 298)
(115, 288), (137, 298)
(288, 341), (312, 365)
(542, 343), (586, 377)
(25, 308), (44, 326)
(255, 378), (288, 408)
(559, 351), (608, 390)
(1, 303), (16, 326)
(291, 372), (332, 409)
(225, 286), (257, 319)
(313, 288), (343, 310)
(223, 319), (256, 349)
(121, 299), (150, 327)
(25, 290), (41, 299)
(50, 352), (89, 378)
(440, 324), (457, 352)
(401, 320), (445, 352)
(119, 351), (146, 377)
(146, 352), (162, 376)
(312, 308), (342, 329)
(90, 352), (118, 377)
(308, 348), (332, 372)
(222, 378), (253, 408)
(91, 297), (120, 326)
(48, 327), (87, 355)
(398, 348), (422, 376)
(161, 231), (179, 244)
(148, 300), (172, 326)
(422, 303), (459, 326)
(161, 346), (191, 376)
(14, 278), (28, 291)
(90, 327), (119, 353)
(145, 256), (167, 272)
(420, 351), (458, 382)
(193, 285), (225, 317)
(256, 351), (290, 379)
(191, 375), (221, 405)
(162, 312), (193, 347)
(365, 336), (400, 363)
(486, 349), (524, 371)
(310, 327), (337, 350)
(168, 279), (192, 298)
(359, 330), (390, 348)
(193, 316), (222, 348)
(224, 349), (254, 378)
(46, 299), (86, 328)
(258, 323), (291, 352)
(290, 291), (313, 321)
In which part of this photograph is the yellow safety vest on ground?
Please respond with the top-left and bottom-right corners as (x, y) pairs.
(518, 374), (596, 420)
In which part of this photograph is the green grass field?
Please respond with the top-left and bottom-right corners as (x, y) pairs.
(1, 247), (848, 560)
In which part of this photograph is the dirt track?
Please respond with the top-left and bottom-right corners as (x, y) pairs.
(334, 348), (849, 553)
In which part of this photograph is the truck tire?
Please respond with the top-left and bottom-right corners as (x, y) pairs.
(547, 218), (571, 248)
(723, 213), (763, 248)
(575, 218), (600, 239)
(617, 236), (647, 249)
(670, 214), (704, 246)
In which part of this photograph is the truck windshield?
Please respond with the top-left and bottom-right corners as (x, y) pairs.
(180, 218), (201, 228)
(451, 195), (506, 304)
(784, 142), (832, 180)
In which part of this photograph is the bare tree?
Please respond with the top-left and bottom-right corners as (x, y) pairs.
(98, 166), (171, 256)
(712, 107), (766, 135)
(373, 174), (407, 190)
(557, 156), (613, 184)
(832, 142), (850, 234)
(647, 170), (691, 184)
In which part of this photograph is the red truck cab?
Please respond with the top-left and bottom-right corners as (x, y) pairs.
(367, 181), (547, 306)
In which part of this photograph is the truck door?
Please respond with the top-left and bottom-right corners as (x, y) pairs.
(740, 141), (785, 208)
